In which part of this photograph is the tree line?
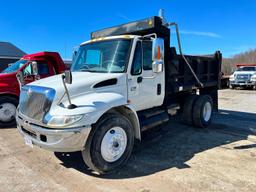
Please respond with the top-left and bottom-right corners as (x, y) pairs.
(222, 49), (256, 75)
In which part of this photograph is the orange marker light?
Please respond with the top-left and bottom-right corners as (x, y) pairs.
(157, 46), (161, 60)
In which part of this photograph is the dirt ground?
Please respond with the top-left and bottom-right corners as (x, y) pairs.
(0, 89), (255, 192)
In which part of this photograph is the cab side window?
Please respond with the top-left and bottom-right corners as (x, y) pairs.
(131, 42), (142, 75)
(23, 64), (32, 76)
(142, 40), (152, 70)
(38, 62), (49, 75)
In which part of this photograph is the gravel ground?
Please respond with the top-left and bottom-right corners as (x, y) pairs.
(0, 89), (255, 192)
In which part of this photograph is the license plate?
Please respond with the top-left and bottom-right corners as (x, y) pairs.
(24, 137), (33, 148)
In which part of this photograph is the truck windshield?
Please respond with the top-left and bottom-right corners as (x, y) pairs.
(237, 67), (256, 71)
(71, 39), (131, 73)
(1, 59), (28, 74)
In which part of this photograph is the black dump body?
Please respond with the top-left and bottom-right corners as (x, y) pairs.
(166, 47), (221, 93)
(91, 16), (222, 110)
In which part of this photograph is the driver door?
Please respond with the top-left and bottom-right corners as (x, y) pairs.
(127, 40), (165, 111)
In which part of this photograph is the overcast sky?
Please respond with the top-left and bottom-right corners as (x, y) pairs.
(0, 0), (255, 59)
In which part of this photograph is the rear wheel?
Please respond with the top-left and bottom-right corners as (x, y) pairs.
(82, 113), (134, 174)
(0, 96), (18, 128)
(192, 95), (213, 128)
(182, 95), (198, 125)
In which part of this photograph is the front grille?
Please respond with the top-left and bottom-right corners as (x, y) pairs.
(19, 85), (55, 121)
(236, 74), (250, 82)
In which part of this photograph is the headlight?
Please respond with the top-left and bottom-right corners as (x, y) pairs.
(229, 75), (235, 81)
(46, 114), (84, 127)
(251, 76), (256, 82)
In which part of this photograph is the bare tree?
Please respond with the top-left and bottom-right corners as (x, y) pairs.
(222, 49), (256, 74)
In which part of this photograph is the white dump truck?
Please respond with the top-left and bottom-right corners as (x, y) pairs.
(229, 64), (256, 89)
(16, 12), (222, 174)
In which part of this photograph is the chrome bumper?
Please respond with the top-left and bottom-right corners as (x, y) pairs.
(230, 81), (256, 86)
(16, 115), (91, 152)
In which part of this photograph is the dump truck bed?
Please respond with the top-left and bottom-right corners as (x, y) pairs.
(165, 47), (222, 94)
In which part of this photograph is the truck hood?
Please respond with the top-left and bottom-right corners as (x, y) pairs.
(0, 72), (17, 86)
(28, 72), (127, 104)
(0, 72), (16, 79)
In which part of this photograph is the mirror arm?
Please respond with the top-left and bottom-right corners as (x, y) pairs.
(142, 33), (157, 40)
(61, 74), (76, 109)
(16, 70), (25, 89)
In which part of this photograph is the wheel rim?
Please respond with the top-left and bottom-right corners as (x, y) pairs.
(203, 102), (212, 122)
(0, 103), (17, 122)
(101, 127), (127, 163)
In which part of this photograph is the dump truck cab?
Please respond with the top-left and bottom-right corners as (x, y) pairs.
(17, 15), (221, 174)
(71, 34), (165, 111)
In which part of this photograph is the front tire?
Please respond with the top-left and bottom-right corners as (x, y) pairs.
(0, 96), (18, 128)
(82, 113), (134, 174)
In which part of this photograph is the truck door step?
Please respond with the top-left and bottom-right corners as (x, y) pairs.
(140, 111), (169, 132)
(139, 107), (166, 119)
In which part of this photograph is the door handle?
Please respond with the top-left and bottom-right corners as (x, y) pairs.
(137, 76), (143, 83)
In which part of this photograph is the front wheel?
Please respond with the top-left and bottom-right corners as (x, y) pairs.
(0, 96), (18, 128)
(82, 113), (134, 174)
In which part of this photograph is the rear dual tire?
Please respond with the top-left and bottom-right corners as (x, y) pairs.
(182, 95), (213, 128)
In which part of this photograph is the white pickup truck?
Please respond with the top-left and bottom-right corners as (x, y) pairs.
(229, 65), (256, 89)
(16, 14), (222, 174)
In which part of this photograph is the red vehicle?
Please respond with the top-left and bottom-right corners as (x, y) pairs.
(0, 52), (67, 127)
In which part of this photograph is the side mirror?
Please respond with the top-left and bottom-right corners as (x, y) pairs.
(64, 70), (72, 84)
(31, 61), (38, 76)
(152, 38), (164, 73)
(16, 71), (25, 86)
(152, 61), (164, 73)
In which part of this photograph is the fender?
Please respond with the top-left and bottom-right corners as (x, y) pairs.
(0, 83), (20, 97)
(0, 91), (19, 98)
(50, 92), (129, 124)
(47, 92), (141, 139)
(121, 104), (141, 140)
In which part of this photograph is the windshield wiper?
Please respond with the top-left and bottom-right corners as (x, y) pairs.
(80, 69), (102, 72)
